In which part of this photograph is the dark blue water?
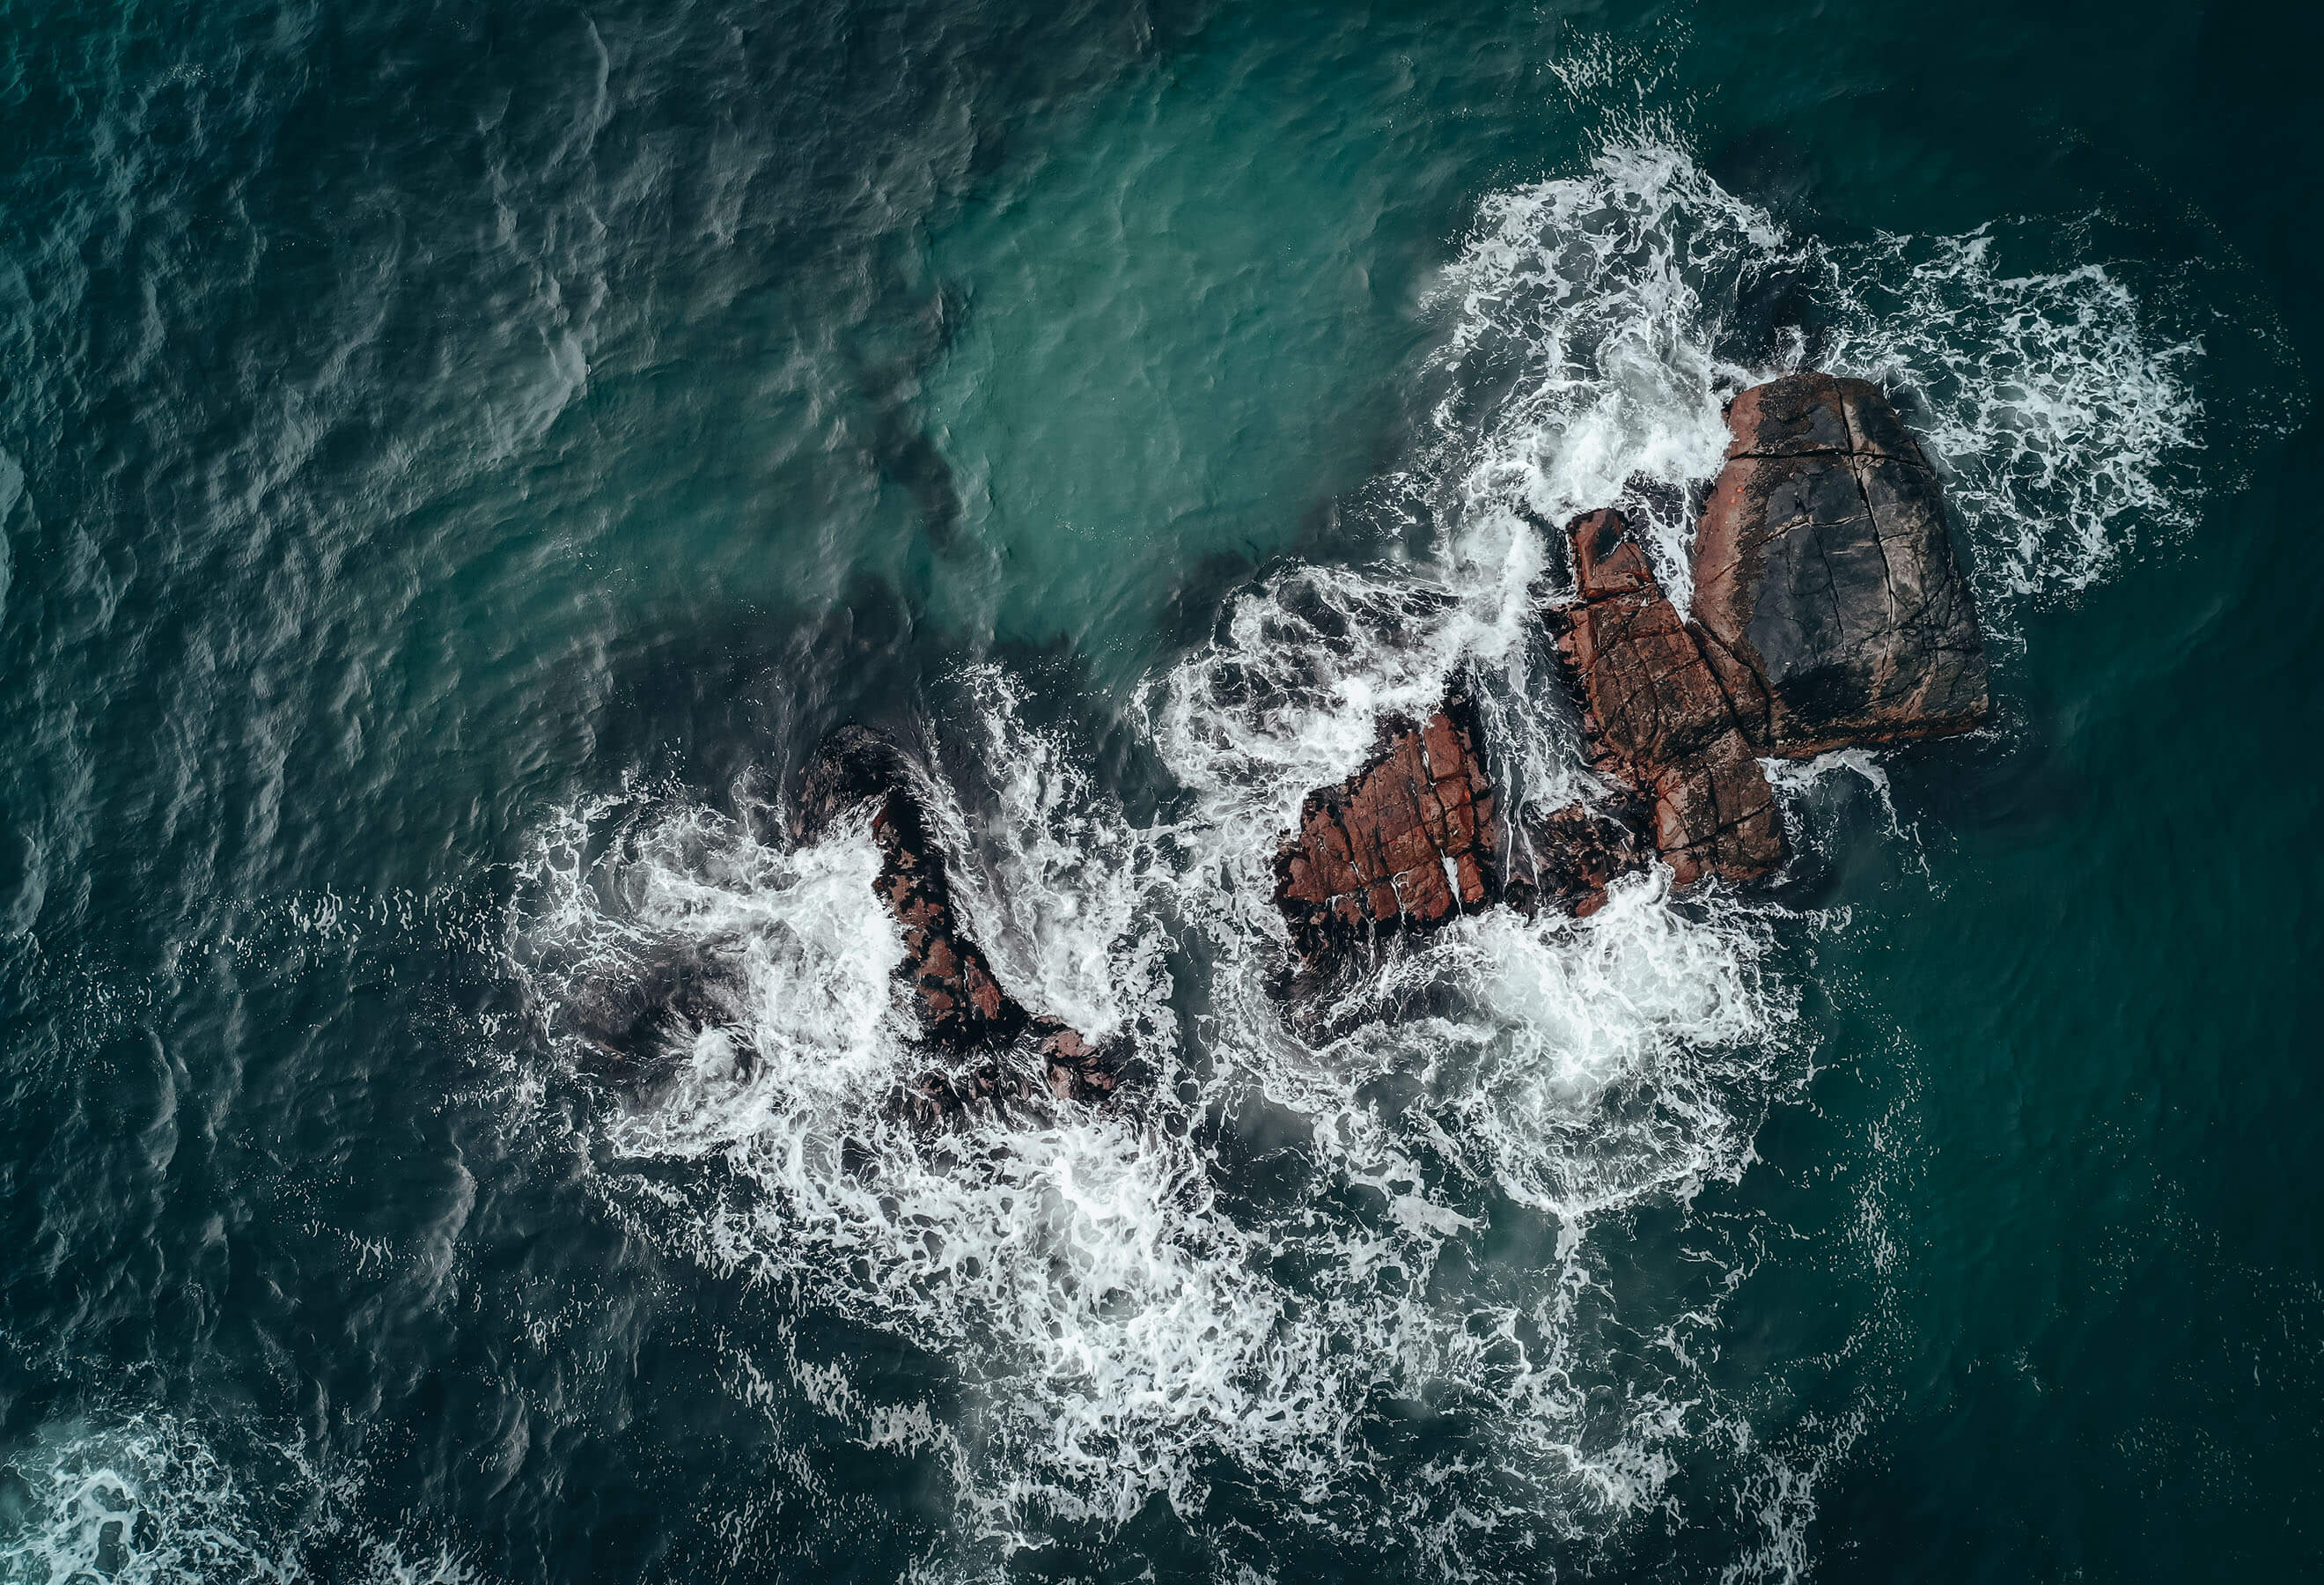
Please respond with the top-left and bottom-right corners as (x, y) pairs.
(1, 3), (2317, 1580)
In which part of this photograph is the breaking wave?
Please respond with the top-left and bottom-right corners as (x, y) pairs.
(500, 134), (2216, 1575)
(506, 712), (1803, 1572)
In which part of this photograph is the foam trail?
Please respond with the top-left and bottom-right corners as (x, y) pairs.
(1713, 1407), (1871, 1585)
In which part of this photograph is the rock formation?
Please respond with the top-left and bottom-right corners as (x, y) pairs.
(1273, 690), (1503, 958)
(797, 728), (1117, 1117)
(1270, 371), (1989, 961)
(1693, 372), (1989, 754)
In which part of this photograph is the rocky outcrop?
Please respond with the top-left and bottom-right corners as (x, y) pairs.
(1274, 690), (1503, 958)
(1269, 376), (1989, 965)
(1253, 372), (1992, 975)
(1266, 507), (1788, 951)
(1516, 376), (1984, 907)
(1550, 507), (1784, 893)
(1694, 372), (1989, 755)
(797, 728), (1118, 1116)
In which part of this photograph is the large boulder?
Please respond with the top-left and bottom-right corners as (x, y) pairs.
(1274, 689), (1503, 958)
(797, 729), (1117, 1114)
(1550, 508), (1783, 892)
(1693, 373), (1989, 755)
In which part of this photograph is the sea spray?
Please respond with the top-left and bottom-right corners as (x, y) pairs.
(923, 664), (1173, 1047)
(1820, 225), (2207, 603)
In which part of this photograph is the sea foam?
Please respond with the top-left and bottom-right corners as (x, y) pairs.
(505, 135), (2210, 1574)
(0, 1412), (477, 1585)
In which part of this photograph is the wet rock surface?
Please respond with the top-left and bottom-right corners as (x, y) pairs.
(797, 728), (1118, 1116)
(1504, 796), (1652, 919)
(1552, 507), (1784, 891)
(1694, 372), (1989, 755)
(1273, 690), (1504, 958)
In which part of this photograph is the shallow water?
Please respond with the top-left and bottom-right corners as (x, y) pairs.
(1, 2), (2319, 1581)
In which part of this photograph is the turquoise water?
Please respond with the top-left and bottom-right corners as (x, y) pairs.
(0, 2), (2317, 1580)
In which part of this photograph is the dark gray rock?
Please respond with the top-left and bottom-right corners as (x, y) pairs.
(1693, 373), (1989, 756)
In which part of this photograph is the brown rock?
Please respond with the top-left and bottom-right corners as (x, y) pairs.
(864, 786), (1020, 1048)
(1274, 689), (1503, 958)
(1035, 1021), (1119, 1106)
(1551, 508), (1784, 889)
(1650, 728), (1783, 889)
(1694, 372), (1989, 756)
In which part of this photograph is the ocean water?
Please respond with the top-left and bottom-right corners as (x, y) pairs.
(0, 2), (2317, 1581)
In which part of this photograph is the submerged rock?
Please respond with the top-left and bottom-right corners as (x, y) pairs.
(1273, 690), (1504, 959)
(1550, 507), (1783, 893)
(565, 942), (737, 1070)
(1693, 372), (1989, 754)
(797, 728), (1118, 1116)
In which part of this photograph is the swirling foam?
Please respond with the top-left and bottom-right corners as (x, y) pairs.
(509, 694), (1799, 1571)
(0, 1412), (476, 1585)
(504, 136), (2216, 1574)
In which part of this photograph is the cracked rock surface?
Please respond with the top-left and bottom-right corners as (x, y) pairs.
(1553, 507), (1784, 892)
(1273, 689), (1503, 958)
(1694, 372), (1989, 755)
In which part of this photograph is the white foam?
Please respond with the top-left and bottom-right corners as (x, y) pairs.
(0, 1412), (478, 1585)
(508, 789), (914, 1100)
(923, 665), (1171, 1045)
(1311, 874), (1794, 1219)
(1713, 1406), (1871, 1585)
(1424, 141), (1784, 608)
(501, 133), (2221, 1572)
(1818, 225), (2207, 604)
(511, 749), (1799, 1562)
